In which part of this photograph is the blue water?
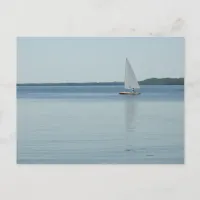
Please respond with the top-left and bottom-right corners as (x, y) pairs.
(17, 85), (184, 164)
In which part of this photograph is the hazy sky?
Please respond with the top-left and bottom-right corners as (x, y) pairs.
(17, 37), (184, 83)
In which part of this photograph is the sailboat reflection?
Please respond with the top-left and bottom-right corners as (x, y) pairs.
(0, 110), (2, 122)
(124, 97), (138, 151)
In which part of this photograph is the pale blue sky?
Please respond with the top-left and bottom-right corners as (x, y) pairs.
(17, 37), (184, 83)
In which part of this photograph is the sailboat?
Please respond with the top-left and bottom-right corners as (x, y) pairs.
(119, 58), (141, 95)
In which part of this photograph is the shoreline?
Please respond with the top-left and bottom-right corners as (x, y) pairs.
(17, 78), (184, 86)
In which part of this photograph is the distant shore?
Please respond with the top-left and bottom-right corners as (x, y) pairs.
(17, 78), (184, 86)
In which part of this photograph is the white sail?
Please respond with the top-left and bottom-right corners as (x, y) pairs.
(124, 58), (140, 89)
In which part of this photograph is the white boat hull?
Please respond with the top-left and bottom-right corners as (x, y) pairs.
(119, 91), (140, 95)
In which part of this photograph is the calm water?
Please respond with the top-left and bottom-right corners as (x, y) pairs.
(17, 85), (184, 164)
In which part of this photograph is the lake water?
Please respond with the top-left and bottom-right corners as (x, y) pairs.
(17, 85), (184, 164)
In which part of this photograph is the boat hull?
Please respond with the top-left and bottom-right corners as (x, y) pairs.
(119, 92), (140, 95)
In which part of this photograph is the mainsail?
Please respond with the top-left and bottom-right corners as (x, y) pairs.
(124, 58), (140, 89)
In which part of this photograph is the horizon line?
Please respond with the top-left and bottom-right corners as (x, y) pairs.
(17, 77), (184, 84)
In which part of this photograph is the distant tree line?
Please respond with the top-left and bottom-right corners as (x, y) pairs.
(17, 78), (184, 86)
(139, 78), (184, 85)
